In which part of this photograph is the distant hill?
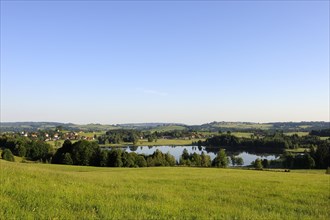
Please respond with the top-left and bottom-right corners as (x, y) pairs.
(187, 121), (330, 132)
(0, 121), (329, 133)
(0, 122), (117, 132)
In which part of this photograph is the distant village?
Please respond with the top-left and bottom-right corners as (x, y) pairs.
(20, 130), (95, 142)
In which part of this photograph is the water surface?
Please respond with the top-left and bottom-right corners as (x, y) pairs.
(108, 145), (279, 166)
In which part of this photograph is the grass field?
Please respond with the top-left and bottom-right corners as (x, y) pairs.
(149, 125), (187, 132)
(231, 132), (253, 138)
(284, 132), (309, 136)
(199, 131), (253, 138)
(1, 160), (329, 219)
(285, 148), (310, 153)
(212, 122), (273, 130)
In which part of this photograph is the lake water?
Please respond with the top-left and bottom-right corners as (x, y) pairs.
(114, 146), (279, 166)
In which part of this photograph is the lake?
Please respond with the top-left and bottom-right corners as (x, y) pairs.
(110, 145), (279, 166)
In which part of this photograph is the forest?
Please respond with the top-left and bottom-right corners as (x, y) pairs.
(1, 130), (329, 169)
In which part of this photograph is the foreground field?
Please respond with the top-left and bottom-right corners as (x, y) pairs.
(0, 161), (329, 219)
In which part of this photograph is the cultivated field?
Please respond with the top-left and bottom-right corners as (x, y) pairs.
(0, 160), (329, 219)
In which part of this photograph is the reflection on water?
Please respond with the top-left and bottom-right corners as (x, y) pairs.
(106, 146), (279, 166)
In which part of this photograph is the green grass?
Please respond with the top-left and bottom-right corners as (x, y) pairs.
(285, 148), (310, 153)
(213, 122), (273, 130)
(78, 131), (105, 138)
(298, 125), (312, 129)
(284, 132), (309, 136)
(47, 140), (79, 148)
(1, 160), (329, 219)
(149, 125), (187, 132)
(198, 131), (253, 138)
(71, 124), (118, 131)
(231, 132), (253, 138)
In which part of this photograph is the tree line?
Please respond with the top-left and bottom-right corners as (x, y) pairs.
(203, 133), (330, 169)
(309, 129), (330, 137)
(204, 133), (328, 152)
(0, 135), (54, 162)
(51, 140), (235, 168)
(97, 129), (207, 145)
(51, 140), (177, 167)
(1, 133), (328, 170)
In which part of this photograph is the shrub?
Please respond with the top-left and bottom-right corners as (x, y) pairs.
(253, 158), (263, 170)
(63, 153), (73, 165)
(1, 149), (15, 162)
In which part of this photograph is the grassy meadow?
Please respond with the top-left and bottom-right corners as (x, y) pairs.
(284, 132), (309, 137)
(212, 122), (273, 130)
(149, 125), (187, 132)
(1, 160), (329, 219)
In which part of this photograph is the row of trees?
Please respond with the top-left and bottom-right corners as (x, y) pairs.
(281, 143), (330, 169)
(98, 130), (142, 145)
(204, 133), (328, 152)
(250, 143), (330, 170)
(0, 135), (54, 162)
(309, 129), (330, 137)
(97, 129), (207, 145)
(179, 149), (212, 167)
(52, 140), (177, 167)
(2, 134), (328, 170)
(51, 140), (239, 168)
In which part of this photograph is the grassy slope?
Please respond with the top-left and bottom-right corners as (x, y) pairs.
(1, 160), (329, 220)
(149, 125), (187, 132)
(284, 132), (309, 136)
(212, 123), (273, 130)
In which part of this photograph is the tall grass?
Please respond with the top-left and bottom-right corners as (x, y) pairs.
(0, 160), (329, 219)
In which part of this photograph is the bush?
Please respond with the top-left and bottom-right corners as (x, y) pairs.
(212, 149), (229, 168)
(1, 149), (15, 162)
(253, 158), (263, 170)
(136, 155), (147, 167)
(63, 153), (73, 165)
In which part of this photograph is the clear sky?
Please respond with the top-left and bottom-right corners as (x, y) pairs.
(1, 0), (329, 125)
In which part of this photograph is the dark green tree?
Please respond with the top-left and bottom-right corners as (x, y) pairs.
(26, 141), (53, 162)
(165, 152), (176, 166)
(212, 149), (228, 168)
(314, 143), (330, 168)
(201, 152), (211, 167)
(62, 153), (73, 165)
(108, 149), (123, 167)
(230, 155), (236, 166)
(191, 152), (201, 166)
(14, 144), (26, 157)
(52, 140), (73, 164)
(1, 149), (15, 162)
(235, 157), (244, 166)
(136, 155), (147, 167)
(122, 152), (136, 167)
(179, 149), (190, 165)
(94, 149), (108, 167)
(253, 158), (263, 169)
(71, 140), (99, 166)
(262, 159), (269, 168)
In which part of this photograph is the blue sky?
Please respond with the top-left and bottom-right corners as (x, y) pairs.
(1, 1), (329, 124)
